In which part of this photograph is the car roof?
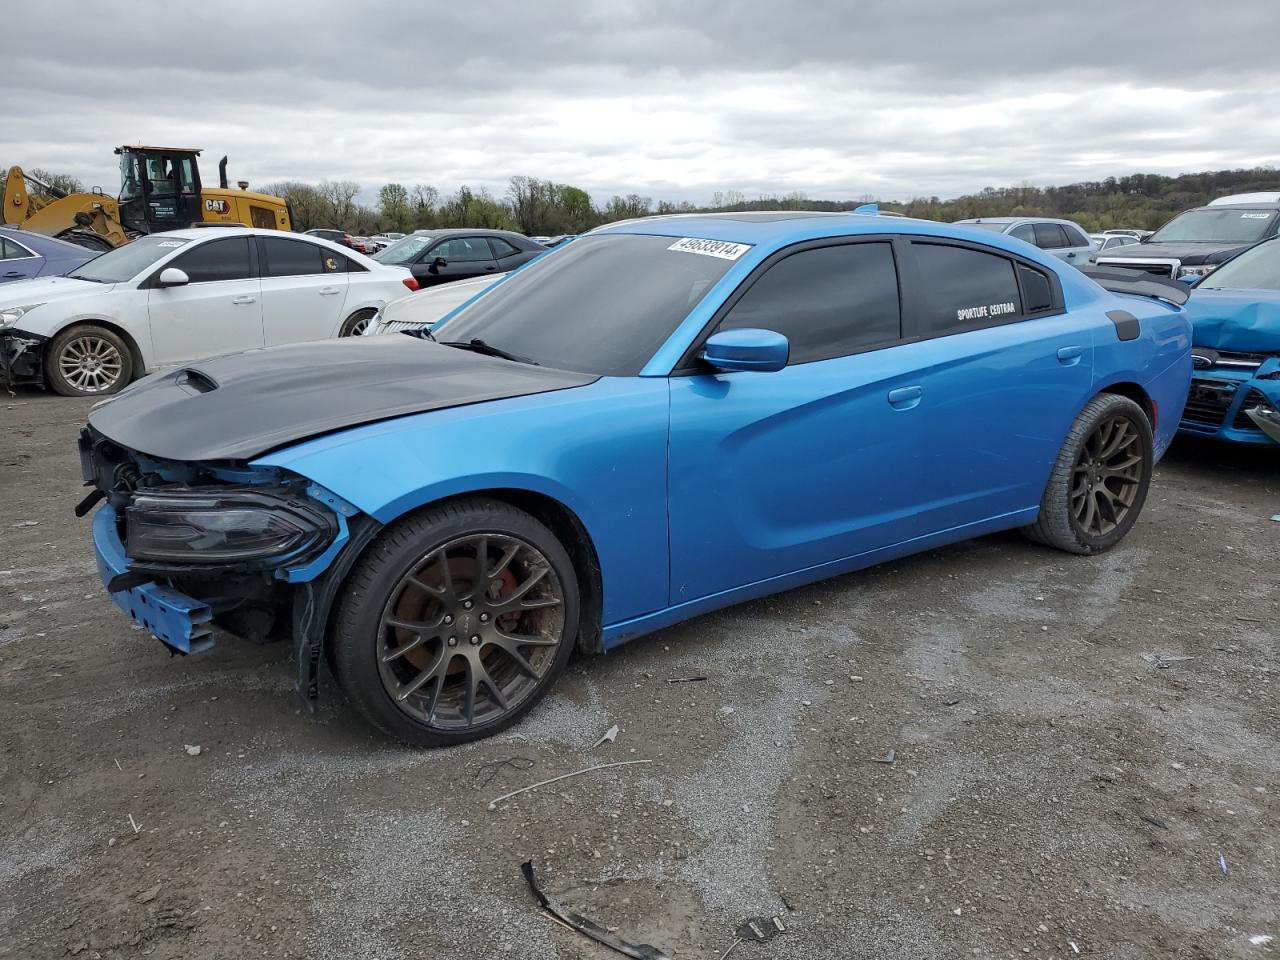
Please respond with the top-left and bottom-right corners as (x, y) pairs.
(592, 210), (1057, 250)
(410, 227), (525, 238)
(1191, 202), (1280, 211)
(0, 226), (94, 256)
(954, 216), (1082, 226)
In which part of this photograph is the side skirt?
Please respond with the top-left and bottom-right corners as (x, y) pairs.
(601, 507), (1040, 649)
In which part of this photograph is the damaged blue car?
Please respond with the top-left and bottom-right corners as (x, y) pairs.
(79, 213), (1192, 745)
(1179, 237), (1280, 444)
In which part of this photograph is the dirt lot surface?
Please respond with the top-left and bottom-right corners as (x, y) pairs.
(1, 389), (1278, 960)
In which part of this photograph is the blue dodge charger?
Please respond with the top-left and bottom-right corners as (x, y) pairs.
(79, 212), (1192, 745)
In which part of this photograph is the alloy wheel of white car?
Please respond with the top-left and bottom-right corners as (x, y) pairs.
(46, 326), (133, 396)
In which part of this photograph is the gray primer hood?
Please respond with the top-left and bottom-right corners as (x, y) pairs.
(87, 334), (596, 462)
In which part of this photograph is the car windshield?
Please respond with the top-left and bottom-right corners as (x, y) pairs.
(373, 234), (434, 264)
(1198, 239), (1280, 292)
(1149, 209), (1277, 244)
(67, 236), (190, 283)
(435, 233), (738, 375)
(958, 222), (1009, 232)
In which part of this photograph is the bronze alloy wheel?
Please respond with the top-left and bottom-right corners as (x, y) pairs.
(1069, 414), (1145, 538)
(375, 533), (565, 730)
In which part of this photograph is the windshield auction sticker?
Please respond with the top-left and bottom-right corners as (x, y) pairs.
(667, 238), (752, 260)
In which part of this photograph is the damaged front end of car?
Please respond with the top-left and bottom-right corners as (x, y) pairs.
(0, 329), (47, 393)
(78, 426), (381, 701)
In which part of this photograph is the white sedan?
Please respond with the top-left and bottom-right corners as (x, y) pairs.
(0, 227), (417, 396)
(365, 272), (504, 336)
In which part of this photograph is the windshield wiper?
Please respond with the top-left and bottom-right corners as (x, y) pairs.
(68, 275), (107, 283)
(441, 338), (540, 365)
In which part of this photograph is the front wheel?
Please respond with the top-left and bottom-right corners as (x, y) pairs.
(1023, 393), (1153, 554)
(44, 324), (134, 397)
(330, 499), (579, 746)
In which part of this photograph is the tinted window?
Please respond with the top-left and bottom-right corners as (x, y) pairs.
(1062, 225), (1091, 247)
(373, 234), (433, 264)
(1009, 223), (1036, 243)
(170, 237), (253, 283)
(1018, 264), (1054, 313)
(913, 242), (1023, 336)
(1, 238), (34, 259)
(438, 234), (735, 376)
(1033, 223), (1069, 249)
(718, 243), (900, 364)
(259, 237), (326, 277)
(433, 237), (493, 263)
(489, 237), (522, 258)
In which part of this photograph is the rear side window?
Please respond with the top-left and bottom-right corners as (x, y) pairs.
(259, 237), (332, 277)
(1033, 223), (1069, 249)
(1009, 223), (1036, 243)
(1018, 264), (1055, 313)
(170, 237), (253, 283)
(488, 237), (522, 258)
(1, 238), (34, 259)
(1062, 225), (1091, 247)
(719, 242), (901, 364)
(912, 242), (1023, 337)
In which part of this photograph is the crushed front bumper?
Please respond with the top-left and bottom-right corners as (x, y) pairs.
(0, 329), (47, 391)
(92, 505), (214, 655)
(1177, 357), (1280, 446)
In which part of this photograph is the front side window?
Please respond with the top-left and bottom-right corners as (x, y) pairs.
(258, 237), (326, 277)
(1149, 209), (1277, 244)
(718, 242), (901, 364)
(1198, 238), (1280, 292)
(912, 242), (1023, 337)
(69, 236), (191, 284)
(171, 237), (253, 283)
(432, 237), (493, 263)
(1063, 225), (1091, 247)
(438, 233), (736, 376)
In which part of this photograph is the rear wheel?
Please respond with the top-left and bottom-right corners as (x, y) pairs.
(339, 308), (377, 337)
(44, 325), (133, 397)
(330, 499), (579, 746)
(1023, 394), (1153, 554)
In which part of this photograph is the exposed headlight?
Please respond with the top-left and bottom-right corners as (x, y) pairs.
(126, 488), (336, 565)
(1177, 264), (1217, 279)
(0, 303), (46, 329)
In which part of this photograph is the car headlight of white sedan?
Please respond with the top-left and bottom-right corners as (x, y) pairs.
(0, 303), (46, 329)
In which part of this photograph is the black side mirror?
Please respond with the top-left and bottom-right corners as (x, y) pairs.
(431, 256), (447, 271)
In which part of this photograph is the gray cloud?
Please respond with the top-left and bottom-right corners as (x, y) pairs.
(5, 0), (1279, 205)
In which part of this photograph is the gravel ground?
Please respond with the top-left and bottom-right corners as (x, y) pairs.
(1, 389), (1278, 960)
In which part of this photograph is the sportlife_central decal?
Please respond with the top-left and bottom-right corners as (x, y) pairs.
(667, 237), (752, 260)
(956, 301), (1018, 323)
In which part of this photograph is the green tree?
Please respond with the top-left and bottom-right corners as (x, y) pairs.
(378, 182), (412, 232)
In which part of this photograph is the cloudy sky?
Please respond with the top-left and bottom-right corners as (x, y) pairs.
(8, 1), (1279, 206)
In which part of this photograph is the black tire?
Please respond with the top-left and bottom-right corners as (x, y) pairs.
(330, 498), (580, 746)
(338, 308), (377, 337)
(44, 324), (134, 397)
(55, 229), (114, 253)
(1023, 393), (1153, 555)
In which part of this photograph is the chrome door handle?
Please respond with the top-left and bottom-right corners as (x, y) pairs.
(319, 287), (341, 295)
(887, 385), (923, 409)
(231, 296), (256, 305)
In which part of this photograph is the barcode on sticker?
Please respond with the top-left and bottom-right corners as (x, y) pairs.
(1240, 212), (1270, 219)
(667, 237), (752, 260)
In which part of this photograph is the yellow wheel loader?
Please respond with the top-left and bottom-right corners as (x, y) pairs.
(2, 145), (292, 251)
